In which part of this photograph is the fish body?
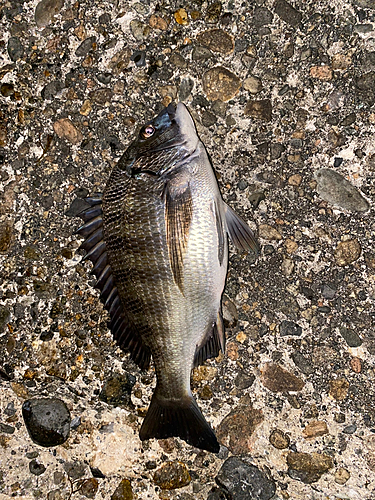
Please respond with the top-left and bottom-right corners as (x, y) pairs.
(76, 103), (259, 452)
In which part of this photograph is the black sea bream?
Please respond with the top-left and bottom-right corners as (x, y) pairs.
(76, 103), (259, 452)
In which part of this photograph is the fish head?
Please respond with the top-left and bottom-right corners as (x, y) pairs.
(120, 103), (199, 175)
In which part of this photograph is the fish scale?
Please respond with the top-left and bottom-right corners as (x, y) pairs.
(76, 103), (259, 452)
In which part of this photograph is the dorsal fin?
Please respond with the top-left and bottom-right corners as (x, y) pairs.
(76, 194), (151, 370)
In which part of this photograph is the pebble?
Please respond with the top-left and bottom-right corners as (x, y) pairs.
(0, 222), (14, 254)
(335, 239), (362, 266)
(174, 8), (189, 26)
(216, 403), (263, 454)
(350, 357), (362, 373)
(339, 326), (363, 347)
(302, 420), (329, 439)
(280, 320), (302, 337)
(258, 224), (282, 241)
(99, 373), (135, 407)
(65, 198), (91, 217)
(63, 461), (86, 480)
(34, 0), (64, 27)
(321, 283), (336, 299)
(329, 378), (349, 401)
(291, 351), (314, 375)
(249, 191), (265, 208)
(314, 168), (369, 212)
(335, 467), (350, 485)
(7, 37), (24, 62)
(89, 88), (113, 105)
(216, 457), (276, 500)
(29, 459), (46, 476)
(196, 29), (234, 55)
(343, 424), (357, 434)
(53, 118), (83, 145)
(179, 78), (194, 101)
(153, 461), (191, 490)
(287, 452), (333, 484)
(202, 66), (241, 101)
(269, 429), (290, 449)
(0, 423), (15, 434)
(243, 75), (262, 94)
(288, 174), (302, 186)
(252, 7), (273, 27)
(22, 398), (71, 447)
(149, 15), (169, 31)
(130, 51), (146, 68)
(1, 82), (15, 97)
(274, 0), (302, 26)
(261, 363), (305, 392)
(111, 478), (134, 500)
(75, 37), (96, 57)
(80, 478), (99, 499)
(244, 99), (272, 122)
(205, 1), (222, 24)
(130, 20), (148, 41)
(310, 66), (333, 81)
(234, 371), (255, 390)
(192, 45), (213, 61)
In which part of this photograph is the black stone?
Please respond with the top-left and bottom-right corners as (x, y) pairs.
(253, 7), (273, 27)
(90, 466), (106, 479)
(216, 457), (276, 500)
(234, 371), (255, 390)
(131, 50), (146, 67)
(280, 320), (302, 336)
(8, 37), (24, 61)
(26, 451), (39, 459)
(22, 398), (71, 447)
(0, 306), (11, 332)
(248, 191), (265, 208)
(334, 157), (343, 168)
(99, 373), (136, 407)
(301, 287), (314, 300)
(339, 326), (363, 347)
(29, 460), (46, 476)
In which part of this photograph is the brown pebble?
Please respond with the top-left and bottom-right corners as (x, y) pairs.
(196, 29), (234, 55)
(287, 452), (333, 483)
(261, 363), (305, 392)
(111, 478), (134, 500)
(350, 357), (362, 373)
(288, 174), (302, 186)
(226, 341), (239, 361)
(335, 467), (350, 485)
(284, 239), (298, 254)
(149, 14), (169, 30)
(329, 378), (349, 401)
(192, 365), (217, 383)
(217, 404), (263, 454)
(53, 118), (83, 145)
(310, 65), (333, 81)
(0, 221), (14, 254)
(302, 420), (329, 439)
(11, 382), (29, 399)
(244, 99), (272, 122)
(202, 66), (241, 101)
(269, 429), (290, 449)
(153, 461), (191, 490)
(335, 239), (361, 266)
(258, 224), (282, 240)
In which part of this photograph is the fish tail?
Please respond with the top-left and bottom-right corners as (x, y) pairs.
(139, 392), (220, 453)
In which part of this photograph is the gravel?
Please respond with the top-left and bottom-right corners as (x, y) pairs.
(1, 0), (375, 498)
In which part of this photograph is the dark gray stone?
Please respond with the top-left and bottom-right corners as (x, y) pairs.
(339, 326), (363, 347)
(29, 460), (46, 476)
(322, 283), (336, 299)
(63, 461), (86, 480)
(234, 371), (255, 389)
(7, 37), (24, 61)
(274, 0), (302, 26)
(22, 398), (71, 447)
(291, 351), (314, 375)
(0, 306), (11, 332)
(280, 320), (302, 336)
(0, 423), (15, 434)
(41, 80), (64, 100)
(343, 424), (357, 434)
(75, 36), (96, 57)
(253, 7), (273, 27)
(216, 457), (276, 500)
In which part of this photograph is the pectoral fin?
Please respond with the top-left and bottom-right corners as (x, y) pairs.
(164, 175), (193, 293)
(225, 204), (260, 254)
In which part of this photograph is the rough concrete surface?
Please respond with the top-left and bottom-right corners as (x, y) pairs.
(1, 0), (375, 498)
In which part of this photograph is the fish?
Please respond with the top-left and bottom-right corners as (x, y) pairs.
(76, 103), (259, 453)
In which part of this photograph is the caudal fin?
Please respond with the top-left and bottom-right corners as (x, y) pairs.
(139, 393), (219, 453)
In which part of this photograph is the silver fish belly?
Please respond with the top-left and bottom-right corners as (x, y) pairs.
(76, 103), (259, 452)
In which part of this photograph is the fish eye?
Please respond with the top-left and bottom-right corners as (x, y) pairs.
(141, 125), (155, 139)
